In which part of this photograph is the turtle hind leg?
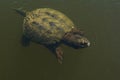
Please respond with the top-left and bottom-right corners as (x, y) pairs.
(21, 35), (30, 47)
(45, 44), (63, 64)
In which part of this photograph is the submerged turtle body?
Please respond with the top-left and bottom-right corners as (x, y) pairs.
(23, 8), (74, 45)
(15, 8), (90, 64)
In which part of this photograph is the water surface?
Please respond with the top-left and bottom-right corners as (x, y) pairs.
(0, 0), (120, 80)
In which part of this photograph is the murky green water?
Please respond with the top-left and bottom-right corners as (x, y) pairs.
(0, 0), (120, 80)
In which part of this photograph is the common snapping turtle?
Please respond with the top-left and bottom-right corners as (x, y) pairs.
(15, 8), (90, 64)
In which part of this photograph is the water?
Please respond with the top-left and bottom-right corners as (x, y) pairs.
(0, 0), (120, 80)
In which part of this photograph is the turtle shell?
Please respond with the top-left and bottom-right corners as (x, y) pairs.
(23, 8), (74, 45)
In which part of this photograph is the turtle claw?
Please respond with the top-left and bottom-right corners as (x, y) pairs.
(58, 58), (63, 64)
(56, 47), (63, 64)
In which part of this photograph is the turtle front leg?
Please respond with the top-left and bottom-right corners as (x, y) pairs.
(55, 47), (63, 64)
(45, 45), (63, 64)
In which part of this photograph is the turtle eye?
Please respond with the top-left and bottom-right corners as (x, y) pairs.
(75, 34), (82, 39)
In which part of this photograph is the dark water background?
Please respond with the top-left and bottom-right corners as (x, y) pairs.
(0, 0), (120, 80)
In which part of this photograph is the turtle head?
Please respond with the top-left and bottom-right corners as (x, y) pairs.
(63, 31), (90, 49)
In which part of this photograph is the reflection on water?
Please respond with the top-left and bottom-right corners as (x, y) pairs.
(0, 0), (120, 80)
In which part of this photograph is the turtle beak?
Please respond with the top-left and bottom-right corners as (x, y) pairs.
(87, 42), (90, 46)
(78, 37), (90, 48)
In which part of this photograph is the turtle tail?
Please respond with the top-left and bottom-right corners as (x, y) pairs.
(13, 8), (26, 17)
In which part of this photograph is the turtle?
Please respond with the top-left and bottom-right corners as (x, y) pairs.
(14, 8), (90, 64)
